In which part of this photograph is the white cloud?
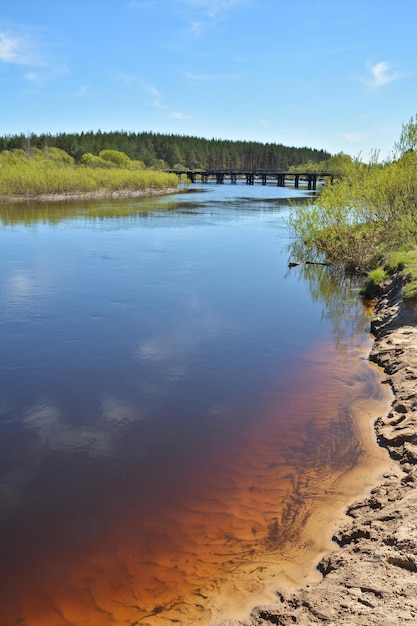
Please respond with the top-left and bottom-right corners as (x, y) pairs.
(0, 29), (67, 90)
(0, 31), (40, 65)
(367, 61), (399, 87)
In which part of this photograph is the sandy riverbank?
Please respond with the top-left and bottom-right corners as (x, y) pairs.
(220, 275), (417, 625)
(0, 186), (181, 204)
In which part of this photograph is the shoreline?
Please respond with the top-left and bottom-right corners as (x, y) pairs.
(220, 275), (417, 625)
(0, 186), (182, 204)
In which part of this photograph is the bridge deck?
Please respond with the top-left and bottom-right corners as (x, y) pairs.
(168, 170), (333, 189)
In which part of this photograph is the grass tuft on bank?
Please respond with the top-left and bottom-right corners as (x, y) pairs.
(288, 116), (417, 299)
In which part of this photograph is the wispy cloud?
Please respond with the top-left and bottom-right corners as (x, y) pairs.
(180, 0), (249, 18)
(191, 21), (203, 36)
(326, 43), (365, 55)
(184, 70), (210, 80)
(24, 71), (44, 86)
(178, 0), (250, 36)
(75, 84), (90, 97)
(366, 61), (399, 87)
(170, 111), (193, 120)
(145, 83), (163, 106)
(0, 31), (41, 65)
(112, 72), (164, 107)
(339, 131), (365, 143)
(0, 28), (68, 91)
(23, 64), (68, 90)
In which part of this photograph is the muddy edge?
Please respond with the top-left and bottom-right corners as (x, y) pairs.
(221, 275), (417, 626)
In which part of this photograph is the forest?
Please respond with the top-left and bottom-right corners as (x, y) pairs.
(0, 130), (331, 171)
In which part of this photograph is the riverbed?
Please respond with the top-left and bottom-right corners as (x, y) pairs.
(0, 183), (392, 625)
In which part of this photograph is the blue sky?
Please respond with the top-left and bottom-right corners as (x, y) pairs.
(1, 0), (416, 160)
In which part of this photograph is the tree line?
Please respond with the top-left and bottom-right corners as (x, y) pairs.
(0, 130), (331, 171)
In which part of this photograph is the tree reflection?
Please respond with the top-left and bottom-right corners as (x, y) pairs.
(286, 242), (372, 351)
(0, 196), (186, 226)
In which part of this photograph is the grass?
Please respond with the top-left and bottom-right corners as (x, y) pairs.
(384, 248), (417, 298)
(367, 268), (388, 286)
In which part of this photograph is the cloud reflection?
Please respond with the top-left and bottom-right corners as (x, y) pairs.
(101, 396), (146, 426)
(1, 266), (55, 323)
(0, 395), (149, 522)
(24, 402), (112, 457)
(135, 297), (239, 387)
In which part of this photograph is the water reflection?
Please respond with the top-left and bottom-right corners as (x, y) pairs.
(0, 185), (391, 625)
(0, 195), (186, 226)
(286, 262), (372, 350)
(0, 183), (310, 227)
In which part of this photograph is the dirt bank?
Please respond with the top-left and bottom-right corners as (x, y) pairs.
(220, 275), (417, 625)
(0, 187), (181, 203)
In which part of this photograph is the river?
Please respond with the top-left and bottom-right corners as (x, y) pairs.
(0, 182), (392, 625)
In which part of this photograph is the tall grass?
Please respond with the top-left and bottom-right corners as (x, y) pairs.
(0, 148), (179, 199)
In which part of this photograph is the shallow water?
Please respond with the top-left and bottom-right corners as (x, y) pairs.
(0, 183), (391, 625)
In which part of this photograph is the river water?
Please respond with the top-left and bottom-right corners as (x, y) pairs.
(0, 182), (391, 625)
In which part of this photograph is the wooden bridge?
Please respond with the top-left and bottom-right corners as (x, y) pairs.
(168, 170), (334, 190)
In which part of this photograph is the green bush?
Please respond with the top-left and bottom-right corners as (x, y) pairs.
(0, 148), (179, 199)
(289, 117), (417, 297)
(80, 152), (115, 168)
(98, 149), (131, 167)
